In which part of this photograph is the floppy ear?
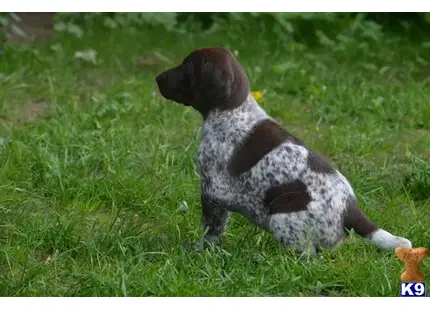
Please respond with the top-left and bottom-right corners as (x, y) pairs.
(200, 61), (234, 103)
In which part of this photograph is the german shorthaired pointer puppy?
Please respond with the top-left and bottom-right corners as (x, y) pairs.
(155, 47), (412, 254)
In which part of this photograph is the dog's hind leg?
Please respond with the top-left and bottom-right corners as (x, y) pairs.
(268, 213), (318, 256)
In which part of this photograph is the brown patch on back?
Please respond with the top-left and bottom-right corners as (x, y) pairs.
(342, 196), (378, 237)
(264, 180), (310, 215)
(307, 150), (335, 174)
(228, 119), (304, 177)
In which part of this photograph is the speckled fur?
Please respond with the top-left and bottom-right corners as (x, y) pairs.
(198, 94), (356, 253)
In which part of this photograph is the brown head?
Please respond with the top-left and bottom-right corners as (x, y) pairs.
(155, 47), (250, 118)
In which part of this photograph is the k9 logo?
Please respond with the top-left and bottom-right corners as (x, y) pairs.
(400, 282), (426, 297)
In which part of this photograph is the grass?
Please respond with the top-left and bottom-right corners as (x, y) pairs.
(0, 20), (430, 297)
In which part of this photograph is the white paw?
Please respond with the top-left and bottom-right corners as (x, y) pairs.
(396, 237), (412, 249)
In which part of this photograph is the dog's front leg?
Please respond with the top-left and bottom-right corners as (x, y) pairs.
(195, 195), (229, 249)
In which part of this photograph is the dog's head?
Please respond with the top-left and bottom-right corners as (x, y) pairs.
(155, 47), (250, 117)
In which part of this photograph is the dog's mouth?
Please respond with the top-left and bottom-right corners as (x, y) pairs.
(156, 75), (174, 99)
(156, 68), (196, 107)
(156, 83), (187, 105)
(156, 76), (189, 106)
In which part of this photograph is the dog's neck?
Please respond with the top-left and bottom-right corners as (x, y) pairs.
(203, 93), (269, 128)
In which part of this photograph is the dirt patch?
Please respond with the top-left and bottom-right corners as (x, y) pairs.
(18, 100), (51, 123)
(135, 51), (173, 70)
(20, 101), (51, 122)
(5, 13), (55, 43)
(0, 100), (52, 126)
(393, 129), (430, 157)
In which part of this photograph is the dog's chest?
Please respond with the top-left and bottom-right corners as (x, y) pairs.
(197, 101), (269, 203)
(197, 122), (238, 202)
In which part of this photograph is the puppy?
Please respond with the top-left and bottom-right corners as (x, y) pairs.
(155, 47), (412, 254)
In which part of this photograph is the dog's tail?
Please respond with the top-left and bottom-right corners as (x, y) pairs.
(343, 197), (412, 250)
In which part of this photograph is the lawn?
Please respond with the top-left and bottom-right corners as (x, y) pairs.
(0, 20), (429, 297)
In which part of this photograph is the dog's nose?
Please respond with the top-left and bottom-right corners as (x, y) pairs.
(156, 72), (166, 84)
